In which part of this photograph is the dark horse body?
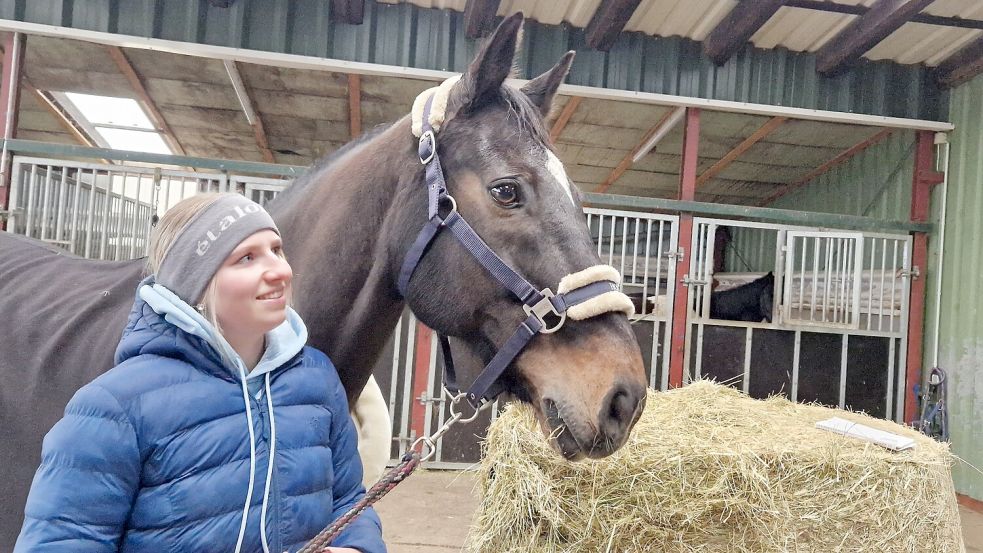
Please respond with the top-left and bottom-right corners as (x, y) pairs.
(710, 272), (774, 322)
(0, 14), (647, 549)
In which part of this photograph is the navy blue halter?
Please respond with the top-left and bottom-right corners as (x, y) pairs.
(397, 95), (618, 409)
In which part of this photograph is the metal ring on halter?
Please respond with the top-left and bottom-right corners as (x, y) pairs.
(438, 194), (457, 220)
(447, 388), (492, 423)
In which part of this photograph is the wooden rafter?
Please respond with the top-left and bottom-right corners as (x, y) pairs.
(26, 82), (96, 147)
(463, 0), (503, 39)
(815, 0), (935, 76)
(704, 0), (787, 65)
(549, 96), (582, 144)
(584, 0), (643, 51)
(223, 60), (274, 163)
(781, 0), (983, 29)
(696, 117), (786, 189)
(594, 107), (684, 194)
(106, 46), (187, 156)
(332, 0), (364, 25)
(934, 35), (983, 89)
(758, 128), (894, 206)
(348, 73), (361, 139)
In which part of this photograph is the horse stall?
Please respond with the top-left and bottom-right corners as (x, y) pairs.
(685, 218), (913, 422)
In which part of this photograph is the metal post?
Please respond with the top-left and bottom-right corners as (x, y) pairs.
(0, 32), (24, 231)
(668, 108), (700, 388)
(905, 130), (943, 423)
(409, 322), (434, 446)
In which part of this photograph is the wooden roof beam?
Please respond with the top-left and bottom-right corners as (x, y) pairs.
(704, 0), (787, 65)
(934, 35), (983, 89)
(594, 106), (686, 194)
(696, 117), (786, 189)
(106, 46), (187, 156)
(348, 73), (361, 139)
(758, 129), (894, 206)
(332, 0), (364, 25)
(815, 0), (936, 76)
(549, 96), (582, 144)
(463, 0), (503, 39)
(782, 0), (983, 30)
(26, 82), (96, 147)
(224, 60), (275, 163)
(585, 0), (643, 51)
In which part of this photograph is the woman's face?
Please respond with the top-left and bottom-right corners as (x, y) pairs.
(212, 229), (293, 343)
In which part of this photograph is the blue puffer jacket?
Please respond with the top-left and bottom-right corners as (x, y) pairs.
(15, 280), (386, 553)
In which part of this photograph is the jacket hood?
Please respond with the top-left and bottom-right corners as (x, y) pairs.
(115, 276), (308, 383)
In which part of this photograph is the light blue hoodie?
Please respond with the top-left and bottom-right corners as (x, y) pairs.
(138, 278), (308, 398)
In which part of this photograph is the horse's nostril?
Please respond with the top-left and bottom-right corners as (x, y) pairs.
(609, 389), (631, 422)
(601, 381), (642, 435)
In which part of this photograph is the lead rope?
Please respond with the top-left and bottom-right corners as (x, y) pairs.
(297, 390), (490, 552)
(297, 451), (422, 553)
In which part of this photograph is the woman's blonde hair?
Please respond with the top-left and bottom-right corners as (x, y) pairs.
(147, 193), (228, 333)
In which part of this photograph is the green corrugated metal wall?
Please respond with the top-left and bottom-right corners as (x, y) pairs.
(928, 74), (983, 500)
(726, 131), (917, 272)
(0, 0), (945, 120)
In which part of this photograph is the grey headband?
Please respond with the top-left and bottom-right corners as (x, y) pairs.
(156, 195), (279, 305)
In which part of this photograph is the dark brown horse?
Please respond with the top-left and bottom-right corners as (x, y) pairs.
(0, 14), (647, 549)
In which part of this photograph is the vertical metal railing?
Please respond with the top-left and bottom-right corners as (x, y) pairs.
(585, 207), (679, 390)
(7, 157), (228, 259)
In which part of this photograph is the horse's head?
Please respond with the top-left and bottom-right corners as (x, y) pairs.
(760, 271), (775, 323)
(393, 13), (647, 460)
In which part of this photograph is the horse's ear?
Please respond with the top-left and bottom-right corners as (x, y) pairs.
(521, 51), (575, 116)
(449, 12), (523, 114)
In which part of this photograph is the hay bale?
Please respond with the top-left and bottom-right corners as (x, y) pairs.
(468, 381), (964, 553)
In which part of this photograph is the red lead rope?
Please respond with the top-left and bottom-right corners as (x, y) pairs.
(298, 451), (422, 553)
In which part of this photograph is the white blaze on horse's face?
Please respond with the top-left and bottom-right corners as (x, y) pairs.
(545, 150), (575, 206)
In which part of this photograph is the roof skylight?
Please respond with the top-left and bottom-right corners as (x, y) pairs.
(56, 92), (173, 155)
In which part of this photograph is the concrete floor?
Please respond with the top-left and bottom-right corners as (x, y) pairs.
(374, 470), (983, 552)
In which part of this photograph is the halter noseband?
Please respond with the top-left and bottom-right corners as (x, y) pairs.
(397, 84), (634, 409)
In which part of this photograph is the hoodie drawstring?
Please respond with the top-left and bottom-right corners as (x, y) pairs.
(233, 369), (278, 553)
(259, 372), (277, 553)
(233, 364), (258, 553)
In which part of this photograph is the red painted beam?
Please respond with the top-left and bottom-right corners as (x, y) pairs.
(0, 32), (24, 232)
(905, 130), (939, 424)
(409, 322), (434, 448)
(668, 108), (700, 388)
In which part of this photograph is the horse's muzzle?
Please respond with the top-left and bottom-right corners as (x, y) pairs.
(542, 379), (647, 461)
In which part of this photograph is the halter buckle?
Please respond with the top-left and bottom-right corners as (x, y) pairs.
(523, 288), (566, 334)
(419, 130), (436, 165)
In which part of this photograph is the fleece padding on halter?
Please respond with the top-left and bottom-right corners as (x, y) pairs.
(557, 265), (635, 320)
(411, 75), (461, 137)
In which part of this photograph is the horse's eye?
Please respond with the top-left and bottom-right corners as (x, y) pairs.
(489, 183), (520, 208)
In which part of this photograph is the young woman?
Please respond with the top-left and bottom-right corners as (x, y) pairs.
(14, 193), (385, 553)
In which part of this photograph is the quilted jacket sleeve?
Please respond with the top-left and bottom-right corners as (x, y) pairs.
(324, 366), (386, 553)
(14, 383), (140, 553)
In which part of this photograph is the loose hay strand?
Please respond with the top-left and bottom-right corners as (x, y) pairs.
(467, 382), (965, 553)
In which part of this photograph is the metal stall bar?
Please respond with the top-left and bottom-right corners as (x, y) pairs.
(68, 167), (82, 254)
(39, 165), (52, 242)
